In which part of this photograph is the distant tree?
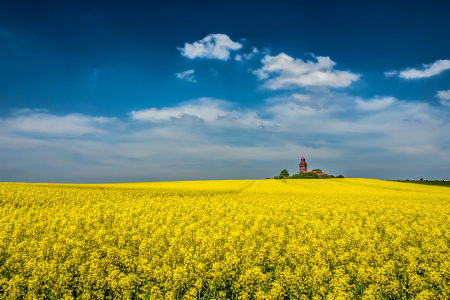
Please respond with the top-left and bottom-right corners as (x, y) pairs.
(279, 169), (289, 178)
(318, 174), (334, 179)
(311, 169), (323, 173)
(337, 175), (345, 178)
(292, 172), (320, 179)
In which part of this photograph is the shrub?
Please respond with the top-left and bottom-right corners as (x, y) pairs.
(292, 172), (320, 179)
(319, 174), (335, 179)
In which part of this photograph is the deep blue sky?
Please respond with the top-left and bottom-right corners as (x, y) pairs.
(1, 0), (450, 182)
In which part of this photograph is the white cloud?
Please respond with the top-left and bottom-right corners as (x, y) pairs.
(0, 112), (115, 136)
(436, 90), (450, 106)
(384, 70), (398, 77)
(130, 97), (274, 128)
(253, 53), (360, 89)
(178, 34), (242, 61)
(175, 69), (197, 82)
(389, 144), (439, 155)
(355, 97), (396, 111)
(2, 94), (450, 182)
(10, 108), (49, 116)
(236, 47), (259, 62)
(395, 59), (450, 79)
(287, 94), (311, 102)
(244, 47), (259, 59)
(267, 99), (320, 117)
(128, 94), (450, 164)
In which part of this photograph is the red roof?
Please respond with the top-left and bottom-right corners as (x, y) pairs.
(306, 171), (327, 175)
(301, 156), (305, 159)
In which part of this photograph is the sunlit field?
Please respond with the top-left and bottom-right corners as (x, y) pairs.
(400, 180), (450, 188)
(1, 179), (449, 299)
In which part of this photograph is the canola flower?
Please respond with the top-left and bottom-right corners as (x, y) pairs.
(0, 179), (450, 300)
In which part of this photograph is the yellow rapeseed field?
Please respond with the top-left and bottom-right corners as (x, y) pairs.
(1, 179), (450, 300)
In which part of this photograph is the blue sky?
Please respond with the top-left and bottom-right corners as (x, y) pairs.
(1, 0), (450, 182)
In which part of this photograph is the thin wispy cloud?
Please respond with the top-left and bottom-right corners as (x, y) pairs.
(253, 53), (360, 89)
(178, 34), (242, 61)
(235, 47), (259, 62)
(0, 111), (115, 136)
(175, 69), (197, 82)
(2, 90), (450, 182)
(0, 93), (450, 181)
(386, 59), (450, 79)
(130, 97), (274, 128)
(10, 108), (49, 116)
(436, 90), (450, 106)
(355, 97), (396, 111)
(384, 70), (398, 78)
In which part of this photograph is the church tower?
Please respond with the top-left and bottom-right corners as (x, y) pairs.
(300, 156), (307, 173)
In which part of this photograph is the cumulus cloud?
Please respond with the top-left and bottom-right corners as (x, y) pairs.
(355, 97), (396, 111)
(253, 53), (360, 89)
(386, 59), (450, 79)
(178, 34), (242, 61)
(175, 69), (197, 82)
(436, 90), (450, 106)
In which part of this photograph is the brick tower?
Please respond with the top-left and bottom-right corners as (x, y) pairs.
(300, 156), (307, 173)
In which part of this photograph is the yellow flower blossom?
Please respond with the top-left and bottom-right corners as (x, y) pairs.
(0, 179), (449, 299)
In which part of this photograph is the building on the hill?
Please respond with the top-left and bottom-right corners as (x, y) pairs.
(299, 156), (307, 173)
(299, 156), (328, 175)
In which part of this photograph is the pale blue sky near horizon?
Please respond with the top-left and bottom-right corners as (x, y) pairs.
(1, 0), (450, 182)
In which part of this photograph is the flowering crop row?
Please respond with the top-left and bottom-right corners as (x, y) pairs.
(0, 179), (449, 299)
